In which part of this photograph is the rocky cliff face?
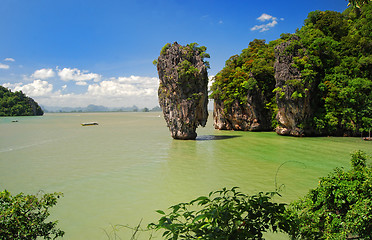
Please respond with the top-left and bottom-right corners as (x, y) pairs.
(274, 36), (315, 136)
(28, 97), (44, 116)
(213, 83), (272, 131)
(156, 42), (209, 140)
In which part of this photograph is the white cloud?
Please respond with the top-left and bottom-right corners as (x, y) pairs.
(58, 67), (102, 82)
(251, 13), (281, 32)
(4, 58), (15, 62)
(31, 68), (55, 79)
(76, 81), (87, 86)
(2, 75), (160, 108)
(0, 63), (10, 69)
(88, 76), (158, 97)
(3, 80), (53, 97)
(257, 13), (275, 22)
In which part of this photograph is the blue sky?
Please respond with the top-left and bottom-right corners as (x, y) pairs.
(0, 0), (348, 108)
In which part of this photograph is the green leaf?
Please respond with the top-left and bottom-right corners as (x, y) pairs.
(156, 210), (166, 215)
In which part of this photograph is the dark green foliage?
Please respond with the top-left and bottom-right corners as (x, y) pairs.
(296, 3), (372, 135)
(210, 2), (372, 136)
(0, 190), (64, 239)
(289, 150), (372, 239)
(0, 86), (44, 116)
(347, 0), (371, 8)
(210, 39), (280, 119)
(149, 151), (372, 239)
(149, 187), (293, 240)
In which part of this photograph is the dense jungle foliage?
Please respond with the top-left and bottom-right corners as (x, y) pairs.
(0, 86), (44, 116)
(210, 39), (280, 124)
(288, 150), (372, 239)
(210, 2), (372, 136)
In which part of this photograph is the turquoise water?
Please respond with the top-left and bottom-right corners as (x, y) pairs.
(0, 112), (371, 239)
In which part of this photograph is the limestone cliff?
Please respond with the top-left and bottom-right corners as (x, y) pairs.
(274, 36), (315, 136)
(27, 97), (44, 116)
(213, 79), (272, 131)
(156, 42), (209, 140)
(211, 39), (275, 132)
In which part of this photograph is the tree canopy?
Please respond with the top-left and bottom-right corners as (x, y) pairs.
(0, 86), (44, 116)
(210, 2), (372, 135)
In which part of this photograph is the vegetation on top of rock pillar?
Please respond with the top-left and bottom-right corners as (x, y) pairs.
(155, 42), (209, 139)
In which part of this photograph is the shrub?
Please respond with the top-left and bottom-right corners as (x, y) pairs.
(149, 187), (293, 240)
(289, 150), (372, 239)
(0, 190), (64, 240)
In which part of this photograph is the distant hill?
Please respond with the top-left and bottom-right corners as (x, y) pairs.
(42, 104), (162, 113)
(0, 86), (44, 116)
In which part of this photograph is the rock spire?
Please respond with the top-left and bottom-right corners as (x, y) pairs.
(156, 42), (209, 140)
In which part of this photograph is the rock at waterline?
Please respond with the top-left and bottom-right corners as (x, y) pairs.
(274, 35), (316, 137)
(156, 42), (209, 140)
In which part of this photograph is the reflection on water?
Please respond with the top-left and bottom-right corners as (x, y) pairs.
(0, 112), (371, 239)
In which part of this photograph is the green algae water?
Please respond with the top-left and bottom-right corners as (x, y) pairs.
(1, 112), (371, 239)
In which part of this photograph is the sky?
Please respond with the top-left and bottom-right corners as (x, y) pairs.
(0, 0), (348, 109)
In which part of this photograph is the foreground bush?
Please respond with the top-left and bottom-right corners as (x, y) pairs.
(289, 150), (372, 239)
(0, 190), (64, 240)
(149, 187), (293, 239)
(149, 151), (371, 239)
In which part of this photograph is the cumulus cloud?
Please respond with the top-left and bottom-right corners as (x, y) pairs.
(0, 63), (10, 69)
(31, 68), (55, 79)
(3, 80), (53, 97)
(2, 73), (161, 108)
(76, 81), (87, 86)
(4, 58), (15, 62)
(257, 13), (275, 22)
(251, 13), (281, 32)
(58, 67), (102, 83)
(88, 75), (158, 97)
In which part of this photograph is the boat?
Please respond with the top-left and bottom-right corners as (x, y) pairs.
(81, 122), (98, 126)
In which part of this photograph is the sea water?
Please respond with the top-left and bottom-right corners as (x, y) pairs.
(1, 112), (371, 239)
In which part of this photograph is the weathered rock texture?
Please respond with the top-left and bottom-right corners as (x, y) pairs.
(213, 83), (272, 131)
(157, 42), (208, 140)
(274, 36), (315, 136)
(28, 97), (44, 116)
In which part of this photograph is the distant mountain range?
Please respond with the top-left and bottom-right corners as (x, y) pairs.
(42, 104), (161, 113)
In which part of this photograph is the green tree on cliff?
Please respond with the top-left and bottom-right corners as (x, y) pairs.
(210, 39), (275, 106)
(0, 86), (44, 116)
(210, 2), (372, 136)
(295, 3), (372, 135)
